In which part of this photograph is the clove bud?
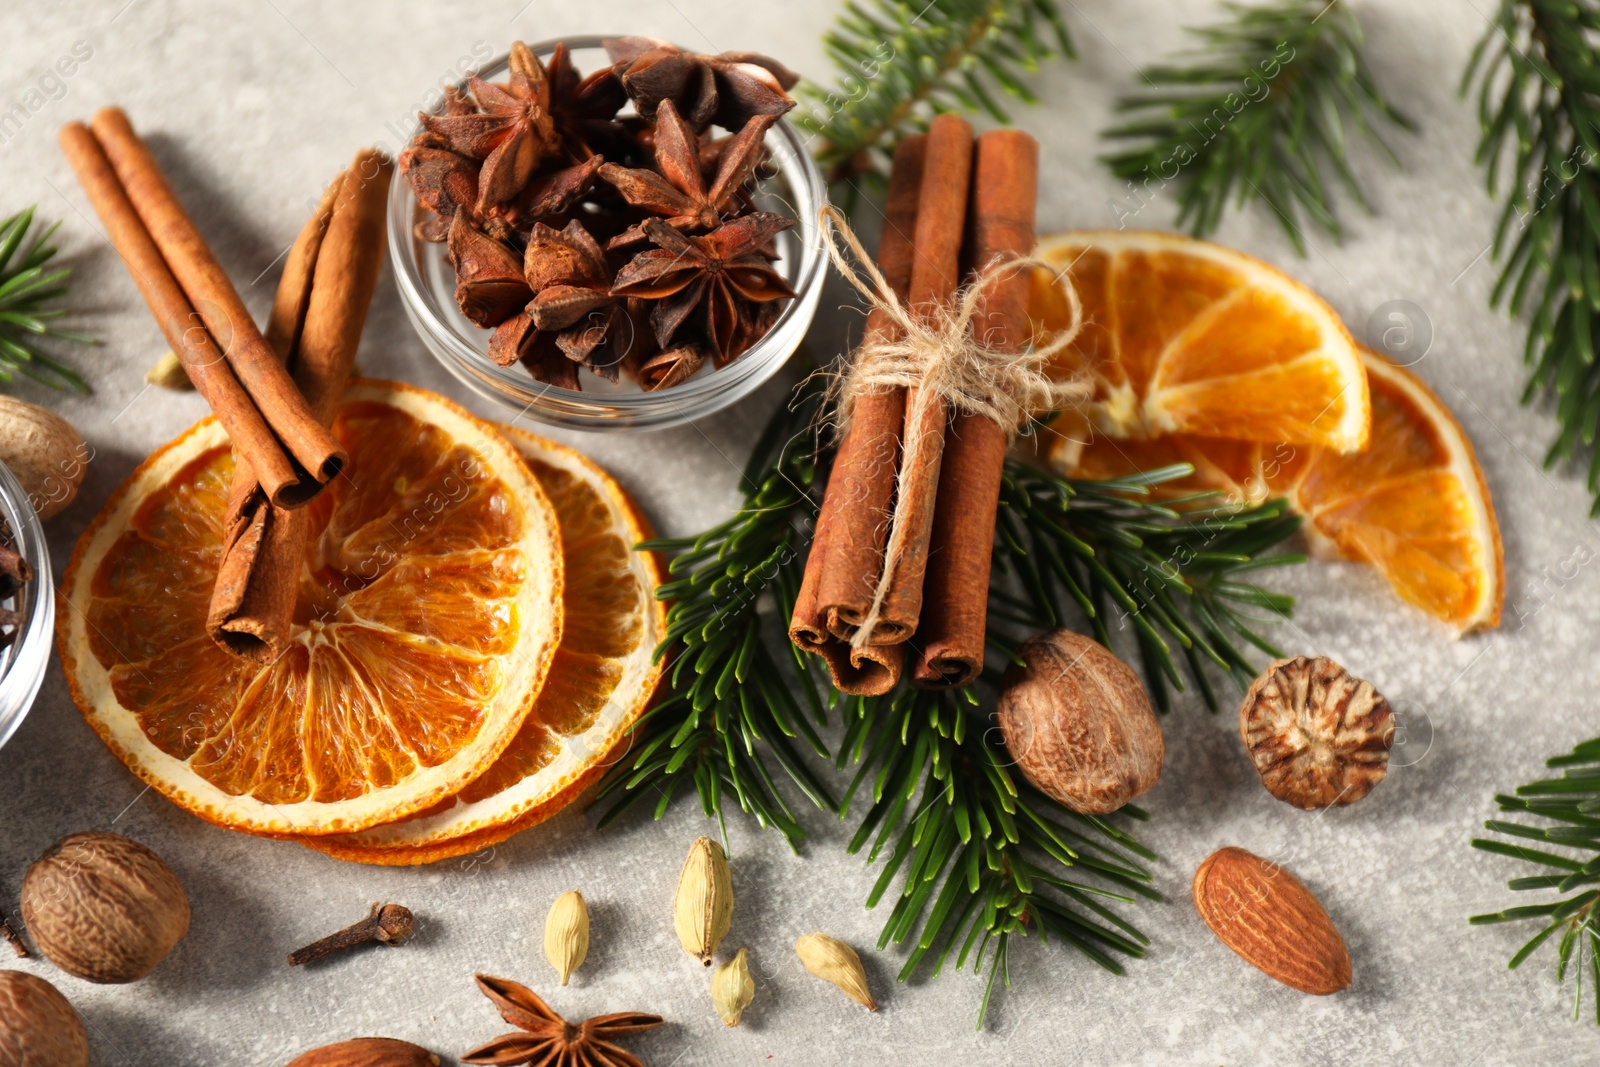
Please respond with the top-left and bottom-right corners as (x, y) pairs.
(287, 903), (414, 966)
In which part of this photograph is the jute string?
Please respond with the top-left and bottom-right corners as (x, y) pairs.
(817, 205), (1090, 651)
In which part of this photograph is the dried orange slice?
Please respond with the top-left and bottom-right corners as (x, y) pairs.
(1058, 349), (1504, 633)
(1032, 229), (1369, 453)
(301, 428), (665, 865)
(57, 380), (564, 836)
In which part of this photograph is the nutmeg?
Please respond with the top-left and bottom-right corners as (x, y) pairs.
(1239, 656), (1394, 810)
(0, 395), (87, 520)
(0, 969), (89, 1067)
(21, 831), (190, 984)
(996, 630), (1164, 813)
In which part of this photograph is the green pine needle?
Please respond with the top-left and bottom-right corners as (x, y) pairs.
(796, 0), (1074, 207)
(1462, 1), (1600, 516)
(993, 459), (1304, 712)
(0, 207), (95, 393)
(597, 376), (1303, 1023)
(1470, 735), (1600, 1022)
(1101, 0), (1411, 254)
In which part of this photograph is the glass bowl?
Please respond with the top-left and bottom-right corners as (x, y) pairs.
(388, 35), (827, 432)
(0, 459), (54, 752)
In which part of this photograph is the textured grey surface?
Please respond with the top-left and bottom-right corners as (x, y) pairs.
(0, 1), (1596, 1064)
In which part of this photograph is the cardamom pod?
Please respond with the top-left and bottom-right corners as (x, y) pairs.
(711, 946), (754, 1026)
(144, 350), (194, 390)
(795, 932), (877, 1011)
(673, 836), (732, 966)
(543, 889), (589, 986)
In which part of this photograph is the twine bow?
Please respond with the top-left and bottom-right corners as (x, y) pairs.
(817, 205), (1090, 651)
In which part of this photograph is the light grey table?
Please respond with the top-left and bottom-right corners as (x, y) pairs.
(1, 2), (1594, 1064)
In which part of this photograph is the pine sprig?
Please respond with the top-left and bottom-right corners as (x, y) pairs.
(1101, 0), (1411, 254)
(993, 461), (1304, 711)
(836, 686), (1158, 1027)
(1463, 2), (1600, 515)
(598, 377), (1303, 1023)
(592, 378), (832, 851)
(0, 207), (93, 393)
(797, 0), (1074, 205)
(1470, 735), (1600, 1022)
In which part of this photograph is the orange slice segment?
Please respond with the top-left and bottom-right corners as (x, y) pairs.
(1055, 349), (1504, 633)
(301, 427), (665, 865)
(57, 380), (564, 835)
(1032, 230), (1369, 452)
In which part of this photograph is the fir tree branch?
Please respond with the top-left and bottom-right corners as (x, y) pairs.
(993, 461), (1304, 711)
(597, 379), (1304, 1023)
(837, 685), (1158, 1027)
(1463, 1), (1600, 515)
(1101, 0), (1411, 254)
(0, 207), (95, 393)
(1470, 735), (1600, 1023)
(592, 377), (833, 851)
(797, 0), (1074, 207)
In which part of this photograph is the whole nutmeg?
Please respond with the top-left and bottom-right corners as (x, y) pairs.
(996, 630), (1164, 813)
(1239, 656), (1394, 810)
(0, 969), (89, 1067)
(0, 395), (87, 520)
(21, 831), (190, 984)
(283, 1037), (439, 1067)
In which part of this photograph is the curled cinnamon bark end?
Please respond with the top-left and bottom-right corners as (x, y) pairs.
(788, 134), (928, 693)
(207, 149), (394, 662)
(87, 106), (347, 504)
(912, 129), (1039, 690)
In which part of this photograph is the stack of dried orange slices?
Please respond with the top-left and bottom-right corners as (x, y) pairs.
(57, 381), (663, 864)
(1029, 230), (1504, 634)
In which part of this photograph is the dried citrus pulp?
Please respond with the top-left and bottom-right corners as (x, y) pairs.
(1030, 230), (1502, 633)
(302, 426), (665, 864)
(1030, 229), (1369, 452)
(58, 381), (567, 837)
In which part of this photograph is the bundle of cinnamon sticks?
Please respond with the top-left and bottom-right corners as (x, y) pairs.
(60, 108), (392, 662)
(790, 115), (1040, 696)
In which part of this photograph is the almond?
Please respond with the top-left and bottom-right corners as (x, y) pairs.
(1192, 846), (1351, 995)
(284, 1038), (439, 1067)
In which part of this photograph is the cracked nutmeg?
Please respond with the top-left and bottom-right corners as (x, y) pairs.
(1238, 655), (1395, 810)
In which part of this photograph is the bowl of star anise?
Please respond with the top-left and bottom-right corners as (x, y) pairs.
(390, 35), (826, 431)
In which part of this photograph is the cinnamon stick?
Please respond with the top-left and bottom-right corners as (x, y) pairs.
(88, 106), (346, 507)
(913, 130), (1038, 688)
(58, 122), (305, 504)
(207, 150), (392, 661)
(789, 135), (926, 696)
(832, 113), (973, 647)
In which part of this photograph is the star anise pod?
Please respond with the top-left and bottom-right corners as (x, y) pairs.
(418, 41), (559, 219)
(448, 215), (531, 328)
(400, 145), (482, 242)
(604, 36), (798, 131)
(545, 42), (630, 161)
(0, 515), (29, 655)
(611, 213), (795, 366)
(632, 339), (707, 390)
(520, 221), (630, 381)
(485, 220), (647, 385)
(599, 100), (776, 248)
(461, 974), (663, 1067)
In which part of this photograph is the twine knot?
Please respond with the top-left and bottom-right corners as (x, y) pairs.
(817, 205), (1090, 650)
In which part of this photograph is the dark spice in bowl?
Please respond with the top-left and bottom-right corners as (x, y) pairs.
(399, 38), (803, 392)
